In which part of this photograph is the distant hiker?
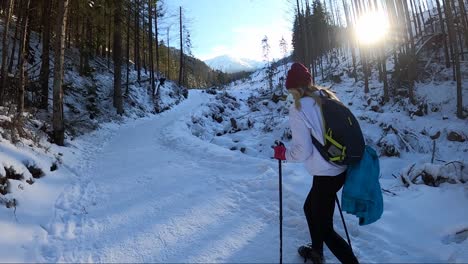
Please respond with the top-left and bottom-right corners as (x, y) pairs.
(273, 62), (360, 264)
(154, 77), (166, 97)
(159, 77), (166, 86)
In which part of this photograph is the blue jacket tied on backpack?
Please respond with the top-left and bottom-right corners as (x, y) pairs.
(341, 146), (383, 226)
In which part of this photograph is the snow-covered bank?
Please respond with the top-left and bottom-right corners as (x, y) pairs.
(0, 84), (185, 263)
(0, 15), (187, 216)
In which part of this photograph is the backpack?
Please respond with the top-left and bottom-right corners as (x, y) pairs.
(310, 90), (365, 165)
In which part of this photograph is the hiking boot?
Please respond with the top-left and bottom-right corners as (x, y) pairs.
(298, 244), (324, 264)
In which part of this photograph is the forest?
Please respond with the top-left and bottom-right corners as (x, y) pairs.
(0, 0), (243, 145)
(291, 0), (466, 119)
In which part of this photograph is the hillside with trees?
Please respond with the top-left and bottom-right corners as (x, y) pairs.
(291, 0), (466, 119)
(0, 0), (244, 145)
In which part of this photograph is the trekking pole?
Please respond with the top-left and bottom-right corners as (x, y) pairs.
(274, 140), (284, 264)
(335, 194), (352, 249)
(278, 158), (283, 264)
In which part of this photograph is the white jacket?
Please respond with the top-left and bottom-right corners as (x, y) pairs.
(285, 96), (347, 176)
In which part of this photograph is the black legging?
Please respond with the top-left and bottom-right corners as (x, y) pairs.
(303, 171), (359, 264)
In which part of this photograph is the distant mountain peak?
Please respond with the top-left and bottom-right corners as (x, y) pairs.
(204, 55), (263, 74)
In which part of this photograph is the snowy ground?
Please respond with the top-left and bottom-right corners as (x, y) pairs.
(1, 86), (467, 263)
(0, 24), (467, 261)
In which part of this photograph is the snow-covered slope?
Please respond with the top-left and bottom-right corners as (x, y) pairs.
(205, 55), (262, 73)
(186, 56), (468, 262)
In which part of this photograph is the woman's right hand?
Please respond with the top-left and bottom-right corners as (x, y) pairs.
(273, 143), (287, 161)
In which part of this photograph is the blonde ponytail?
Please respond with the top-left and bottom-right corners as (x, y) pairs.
(289, 85), (338, 110)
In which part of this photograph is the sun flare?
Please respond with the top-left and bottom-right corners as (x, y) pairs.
(355, 11), (390, 45)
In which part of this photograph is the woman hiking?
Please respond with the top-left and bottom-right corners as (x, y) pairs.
(273, 62), (359, 264)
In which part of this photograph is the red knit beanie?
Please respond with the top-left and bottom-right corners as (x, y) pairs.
(285, 62), (312, 89)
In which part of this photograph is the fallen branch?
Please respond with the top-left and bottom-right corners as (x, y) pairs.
(382, 188), (397, 196)
(455, 228), (468, 235)
(389, 125), (416, 152)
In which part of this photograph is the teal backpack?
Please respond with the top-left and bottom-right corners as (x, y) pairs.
(341, 146), (383, 225)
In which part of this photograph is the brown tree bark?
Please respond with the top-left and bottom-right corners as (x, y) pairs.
(135, 0), (141, 82)
(17, 0), (30, 114)
(458, 0), (468, 46)
(402, 0), (416, 104)
(0, 0), (15, 105)
(167, 27), (170, 79)
(452, 0), (465, 60)
(435, 0), (451, 68)
(148, 0), (155, 94)
(178, 6), (183, 86)
(126, 0), (130, 95)
(444, 0), (463, 118)
(155, 2), (160, 78)
(8, 1), (19, 74)
(39, 0), (51, 109)
(52, 0), (70, 146)
(342, 0), (357, 82)
(113, 0), (124, 115)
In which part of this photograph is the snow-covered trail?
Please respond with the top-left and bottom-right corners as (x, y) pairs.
(36, 91), (468, 263)
(39, 91), (284, 263)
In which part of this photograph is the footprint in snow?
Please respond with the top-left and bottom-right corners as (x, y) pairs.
(442, 228), (468, 244)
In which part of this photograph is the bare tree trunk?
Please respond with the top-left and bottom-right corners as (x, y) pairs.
(147, 0), (155, 95)
(135, 0), (141, 82)
(39, 0), (51, 109)
(410, 0), (422, 37)
(142, 17), (147, 75)
(452, 1), (465, 60)
(417, 0), (427, 35)
(167, 27), (170, 79)
(17, 0), (30, 114)
(444, 0), (463, 118)
(402, 0), (417, 104)
(178, 6), (183, 86)
(53, 0), (70, 146)
(113, 0), (124, 114)
(8, 3), (19, 74)
(155, 2), (160, 78)
(436, 0), (451, 67)
(458, 0), (468, 46)
(107, 5), (112, 70)
(0, 0), (14, 105)
(342, 0), (357, 82)
(426, 3), (435, 33)
(126, 0), (130, 95)
(79, 21), (85, 74)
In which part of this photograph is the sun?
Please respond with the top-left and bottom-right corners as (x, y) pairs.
(355, 11), (390, 45)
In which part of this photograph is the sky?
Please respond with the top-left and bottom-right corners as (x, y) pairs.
(165, 0), (294, 62)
